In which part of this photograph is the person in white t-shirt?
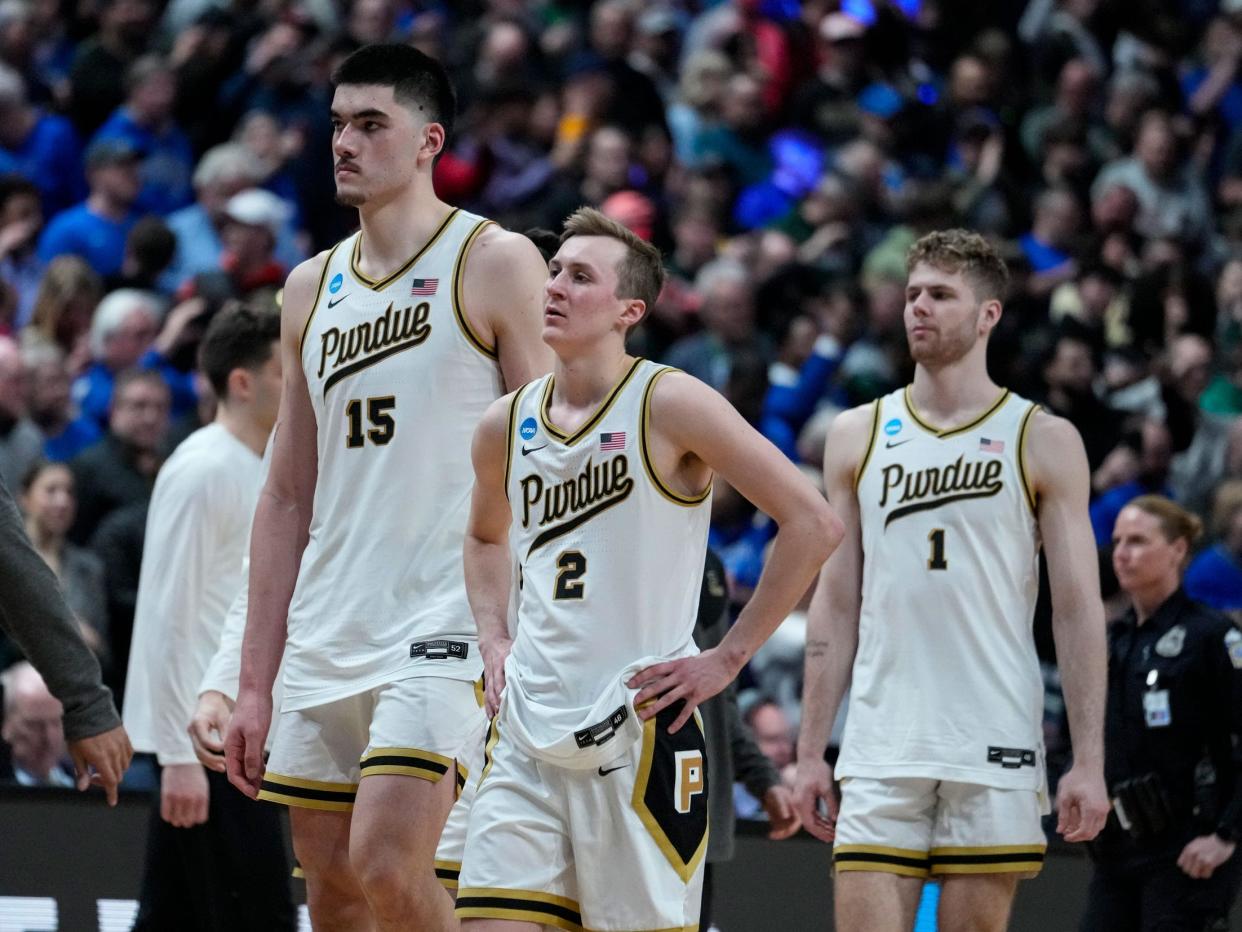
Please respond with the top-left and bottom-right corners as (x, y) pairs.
(122, 304), (295, 932)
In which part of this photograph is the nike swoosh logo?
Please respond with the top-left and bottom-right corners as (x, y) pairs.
(521, 444), (548, 456)
(327, 295), (349, 308)
(598, 764), (628, 776)
(886, 439), (913, 448)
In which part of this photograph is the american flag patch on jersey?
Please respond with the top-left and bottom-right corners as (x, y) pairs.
(600, 431), (626, 451)
(979, 438), (1005, 454)
(410, 278), (439, 295)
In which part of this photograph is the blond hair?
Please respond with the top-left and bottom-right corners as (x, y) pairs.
(1126, 495), (1204, 557)
(907, 228), (1010, 302)
(29, 256), (102, 350)
(562, 206), (666, 312)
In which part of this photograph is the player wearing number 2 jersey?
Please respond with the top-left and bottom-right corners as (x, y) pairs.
(224, 45), (552, 932)
(456, 208), (841, 932)
(795, 229), (1111, 932)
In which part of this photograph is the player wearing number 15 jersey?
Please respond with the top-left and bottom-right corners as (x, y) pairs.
(456, 208), (841, 932)
(795, 230), (1111, 932)
(224, 45), (552, 932)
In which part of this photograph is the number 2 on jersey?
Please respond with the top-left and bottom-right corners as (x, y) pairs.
(927, 528), (948, 570)
(554, 550), (587, 599)
(345, 396), (396, 448)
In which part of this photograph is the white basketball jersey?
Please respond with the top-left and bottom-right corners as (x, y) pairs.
(501, 360), (711, 765)
(836, 387), (1046, 790)
(284, 209), (498, 710)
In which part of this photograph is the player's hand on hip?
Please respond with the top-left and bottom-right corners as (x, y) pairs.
(628, 648), (736, 734)
(67, 724), (133, 807)
(762, 784), (803, 840)
(189, 690), (235, 772)
(479, 634), (513, 718)
(793, 757), (837, 843)
(1177, 834), (1237, 879)
(224, 691), (271, 799)
(1055, 763), (1110, 842)
(161, 762), (209, 828)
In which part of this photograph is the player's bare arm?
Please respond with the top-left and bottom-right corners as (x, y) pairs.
(1025, 410), (1110, 843)
(463, 394), (517, 717)
(630, 371), (844, 733)
(794, 402), (874, 842)
(460, 226), (555, 390)
(225, 253), (324, 798)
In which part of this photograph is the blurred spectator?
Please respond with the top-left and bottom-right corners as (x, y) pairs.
(67, 0), (155, 137)
(89, 497), (145, 702)
(1185, 479), (1242, 613)
(1021, 187), (1082, 296)
(234, 110), (303, 226)
(37, 137), (141, 278)
(733, 696), (796, 819)
(107, 215), (175, 293)
(667, 49), (730, 168)
(0, 173), (45, 327)
(1167, 334), (1233, 517)
(217, 188), (287, 295)
(92, 54), (194, 216)
(69, 367), (167, 544)
(691, 72), (771, 187)
(1040, 331), (1120, 470)
(540, 123), (633, 231)
(18, 460), (106, 652)
(160, 142), (302, 294)
(1091, 419), (1175, 547)
(0, 62), (84, 217)
(22, 343), (99, 461)
(1020, 58), (1106, 164)
(664, 258), (765, 391)
(0, 660), (73, 786)
(21, 254), (101, 372)
(0, 333), (40, 485)
(790, 12), (870, 147)
(581, 0), (667, 138)
(71, 287), (159, 429)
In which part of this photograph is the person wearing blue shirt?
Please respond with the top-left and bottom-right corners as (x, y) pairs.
(1185, 486), (1242, 612)
(91, 56), (194, 217)
(0, 63), (86, 218)
(1091, 420), (1175, 547)
(38, 138), (141, 278)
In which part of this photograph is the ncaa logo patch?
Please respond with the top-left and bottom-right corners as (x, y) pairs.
(519, 417), (538, 441)
(884, 418), (903, 436)
(328, 273), (343, 294)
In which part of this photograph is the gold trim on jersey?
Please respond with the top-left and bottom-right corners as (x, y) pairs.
(258, 771), (358, 811)
(631, 712), (709, 884)
(348, 208), (460, 291)
(455, 887), (584, 931)
(358, 746), (455, 785)
(505, 382), (535, 496)
(539, 357), (644, 446)
(928, 843), (1046, 876)
(832, 843), (931, 878)
(298, 241), (342, 354)
(903, 385), (1011, 439)
(452, 218), (499, 359)
(434, 859), (461, 891)
(640, 366), (711, 506)
(853, 399), (882, 492)
(481, 718), (500, 783)
(1017, 403), (1040, 516)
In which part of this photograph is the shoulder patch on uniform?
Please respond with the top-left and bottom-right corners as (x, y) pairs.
(1225, 628), (1242, 669)
(1155, 625), (1186, 658)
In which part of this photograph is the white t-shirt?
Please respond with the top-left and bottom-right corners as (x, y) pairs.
(122, 423), (263, 765)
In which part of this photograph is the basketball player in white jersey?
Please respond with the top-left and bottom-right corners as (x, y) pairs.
(456, 207), (842, 931)
(224, 45), (553, 932)
(794, 230), (1111, 931)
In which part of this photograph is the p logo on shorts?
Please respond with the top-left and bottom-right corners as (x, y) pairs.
(675, 750), (705, 814)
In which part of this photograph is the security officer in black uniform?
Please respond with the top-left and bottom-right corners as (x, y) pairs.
(1082, 496), (1242, 931)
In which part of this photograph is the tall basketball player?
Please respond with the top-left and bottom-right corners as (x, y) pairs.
(455, 208), (842, 932)
(224, 45), (553, 932)
(794, 230), (1111, 932)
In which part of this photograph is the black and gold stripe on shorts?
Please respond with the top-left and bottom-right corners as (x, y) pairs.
(435, 859), (461, 891)
(833, 844), (931, 878)
(456, 888), (584, 932)
(257, 773), (357, 812)
(359, 747), (454, 783)
(929, 844), (1046, 875)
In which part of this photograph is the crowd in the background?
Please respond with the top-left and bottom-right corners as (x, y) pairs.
(2, 0), (1242, 814)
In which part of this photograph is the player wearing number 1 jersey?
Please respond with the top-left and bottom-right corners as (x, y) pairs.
(794, 230), (1111, 932)
(456, 208), (841, 932)
(224, 45), (552, 932)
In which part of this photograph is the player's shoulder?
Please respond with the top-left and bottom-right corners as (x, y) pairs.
(465, 223), (546, 276)
(1023, 406), (1085, 459)
(286, 247), (335, 294)
(155, 426), (246, 496)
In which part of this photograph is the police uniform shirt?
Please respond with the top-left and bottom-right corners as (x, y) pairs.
(1105, 588), (1242, 850)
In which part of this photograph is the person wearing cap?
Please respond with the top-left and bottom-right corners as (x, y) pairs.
(217, 188), (288, 296)
(37, 137), (141, 278)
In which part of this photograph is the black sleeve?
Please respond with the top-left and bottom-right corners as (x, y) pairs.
(0, 473), (120, 740)
(1207, 619), (1242, 839)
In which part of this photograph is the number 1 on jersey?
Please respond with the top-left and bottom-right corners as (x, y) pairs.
(927, 528), (948, 570)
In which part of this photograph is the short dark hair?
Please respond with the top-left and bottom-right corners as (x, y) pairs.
(0, 173), (38, 211)
(198, 304), (280, 399)
(907, 228), (1010, 302)
(113, 367), (169, 401)
(332, 43), (456, 143)
(561, 206), (666, 313)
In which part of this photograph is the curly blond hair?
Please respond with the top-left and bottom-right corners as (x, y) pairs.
(906, 229), (1009, 302)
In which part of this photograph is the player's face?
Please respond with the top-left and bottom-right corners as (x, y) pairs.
(248, 343), (283, 434)
(903, 263), (989, 368)
(1111, 506), (1186, 595)
(330, 85), (430, 208)
(544, 236), (640, 350)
